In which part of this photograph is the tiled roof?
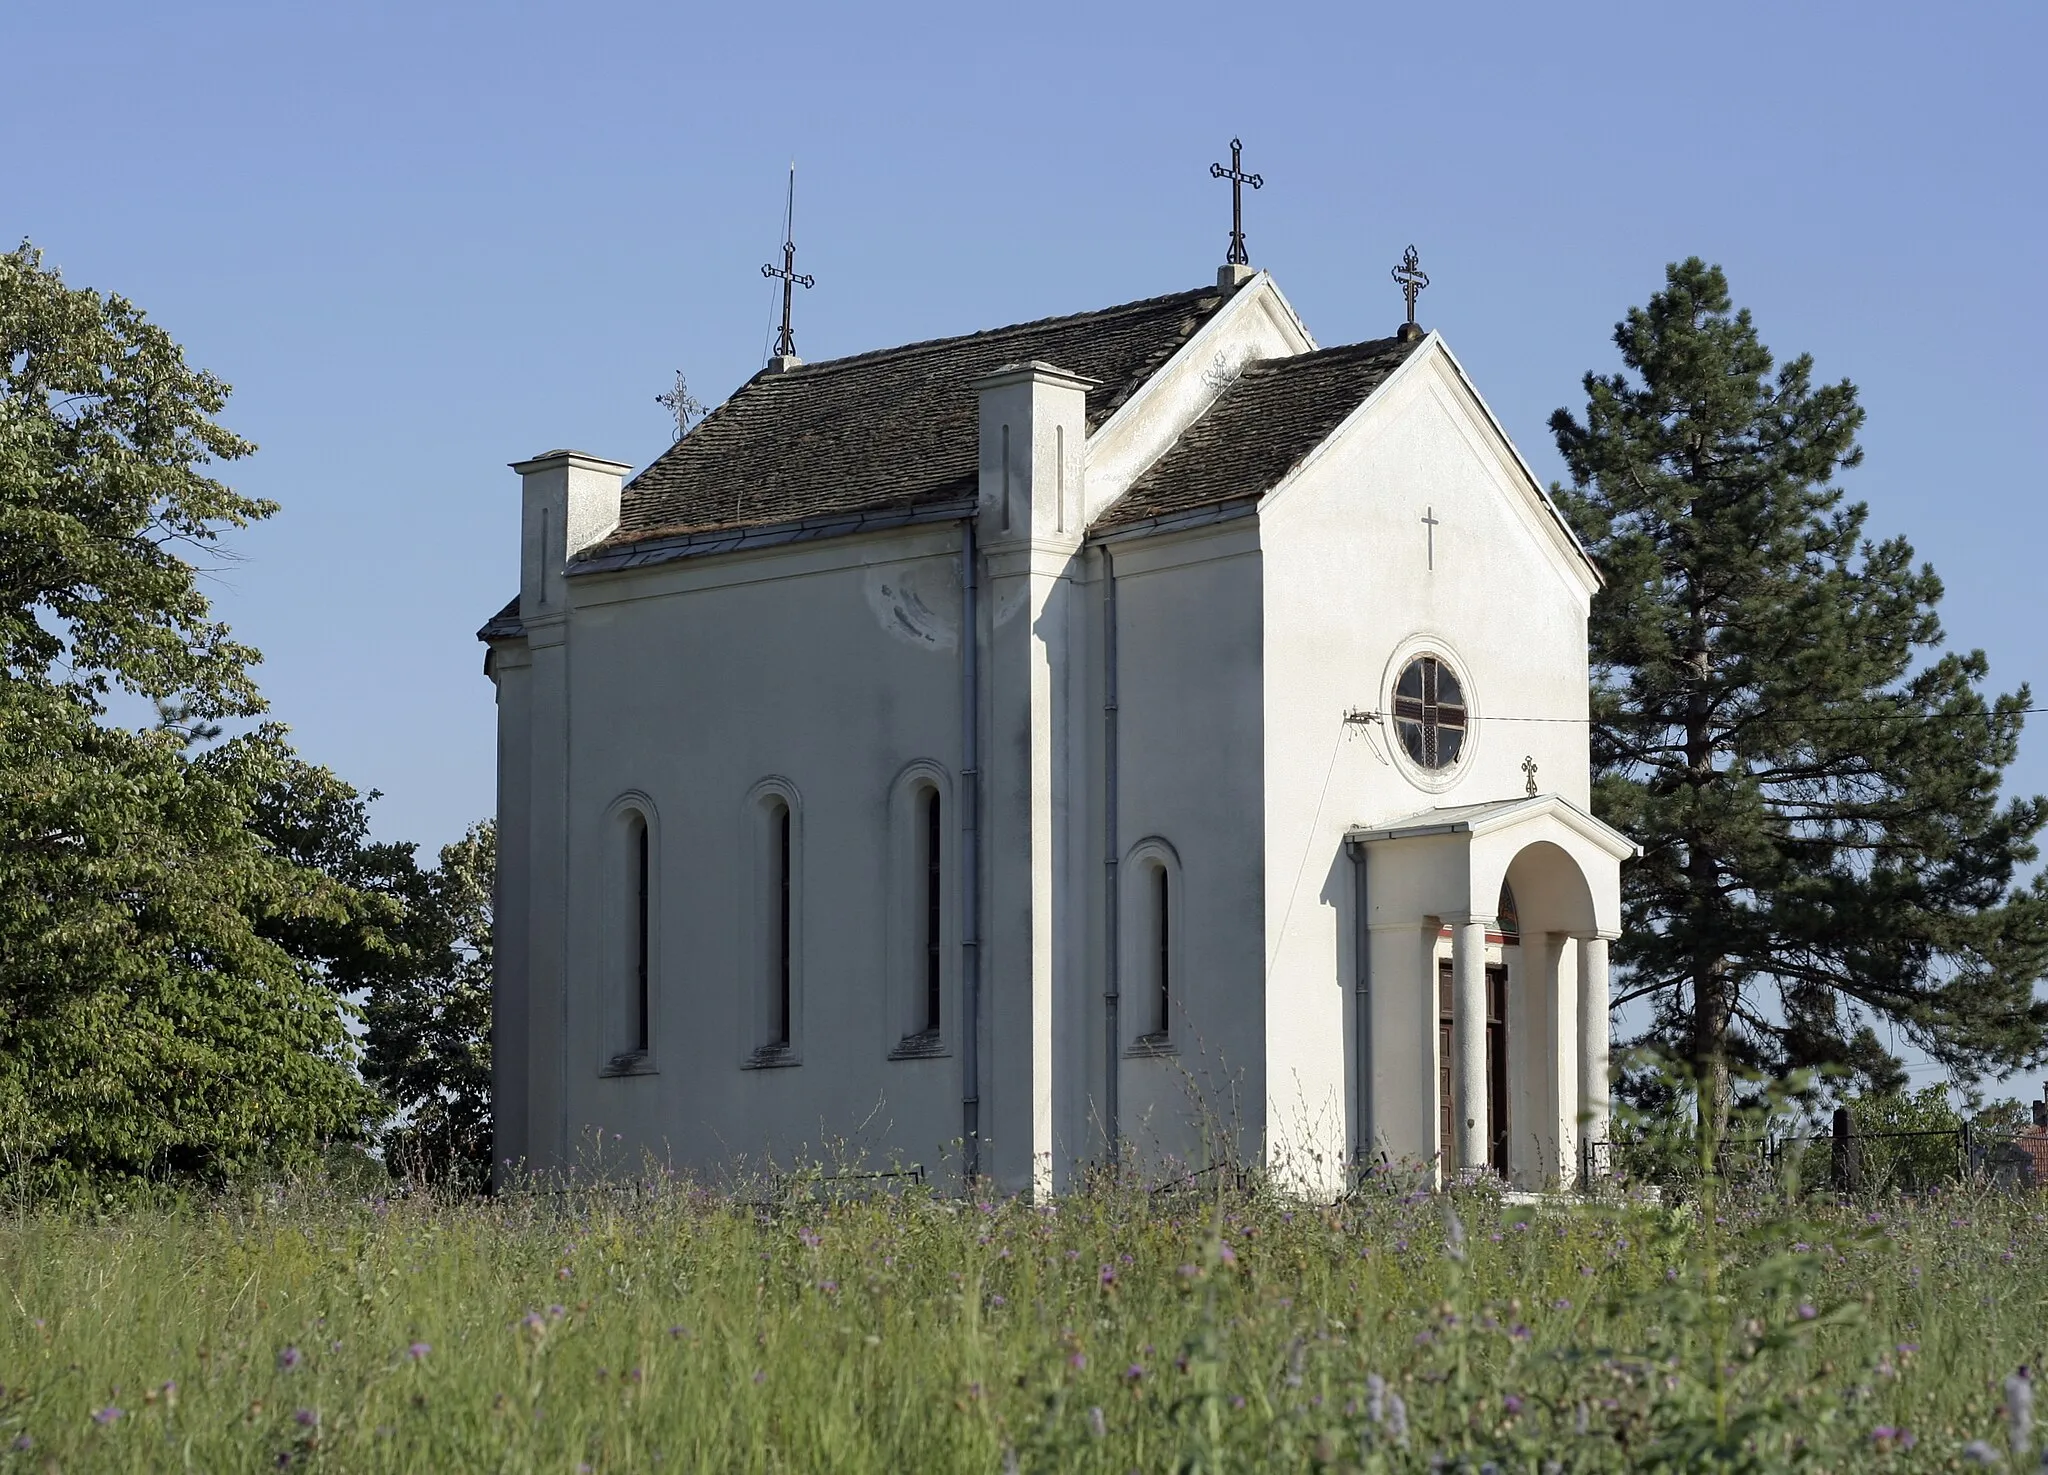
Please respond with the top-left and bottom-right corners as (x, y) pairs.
(1092, 336), (1419, 531)
(599, 285), (1229, 549)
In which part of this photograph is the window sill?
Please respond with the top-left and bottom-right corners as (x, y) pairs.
(888, 1030), (949, 1061)
(1124, 1033), (1176, 1060)
(600, 1051), (658, 1078)
(743, 1044), (801, 1071)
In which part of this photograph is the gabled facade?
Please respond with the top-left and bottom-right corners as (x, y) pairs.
(482, 271), (1634, 1199)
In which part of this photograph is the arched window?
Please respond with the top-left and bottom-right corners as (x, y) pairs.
(1150, 861), (1171, 1035)
(770, 797), (793, 1047)
(632, 812), (651, 1054)
(888, 763), (952, 1059)
(743, 780), (803, 1066)
(1120, 838), (1181, 1055)
(603, 795), (658, 1075)
(922, 787), (943, 1033)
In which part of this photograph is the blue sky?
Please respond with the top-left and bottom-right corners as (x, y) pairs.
(6, 1), (2045, 1081)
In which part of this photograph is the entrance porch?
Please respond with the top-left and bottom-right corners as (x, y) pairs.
(1345, 794), (1637, 1189)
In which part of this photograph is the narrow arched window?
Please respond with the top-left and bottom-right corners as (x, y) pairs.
(633, 813), (650, 1055)
(923, 788), (943, 1032)
(773, 799), (792, 1047)
(1152, 862), (1171, 1035)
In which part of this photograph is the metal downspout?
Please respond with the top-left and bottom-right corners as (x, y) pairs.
(960, 520), (982, 1184)
(1101, 547), (1121, 1168)
(1351, 839), (1373, 1178)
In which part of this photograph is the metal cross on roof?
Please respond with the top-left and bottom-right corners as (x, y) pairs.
(761, 163), (815, 360)
(655, 369), (705, 442)
(1392, 244), (1430, 329)
(1522, 755), (1539, 796)
(1208, 137), (1263, 267)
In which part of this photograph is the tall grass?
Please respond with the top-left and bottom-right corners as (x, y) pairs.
(1, 1164), (2043, 1471)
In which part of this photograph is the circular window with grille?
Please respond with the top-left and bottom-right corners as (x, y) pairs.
(1392, 654), (1468, 771)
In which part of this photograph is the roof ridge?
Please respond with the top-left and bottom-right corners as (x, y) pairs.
(759, 284), (1222, 381)
(1238, 335), (1408, 374)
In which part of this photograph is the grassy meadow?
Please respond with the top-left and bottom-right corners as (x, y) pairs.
(1, 1163), (2044, 1472)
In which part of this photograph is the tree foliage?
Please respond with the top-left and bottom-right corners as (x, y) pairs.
(1552, 258), (2048, 1119)
(0, 241), (382, 1190)
(359, 823), (494, 1189)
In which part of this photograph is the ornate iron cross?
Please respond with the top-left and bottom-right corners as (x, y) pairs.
(1523, 755), (1539, 796)
(655, 369), (705, 442)
(761, 164), (815, 359)
(1392, 244), (1430, 327)
(1208, 137), (1263, 267)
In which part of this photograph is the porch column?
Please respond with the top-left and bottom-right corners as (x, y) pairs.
(1452, 918), (1490, 1177)
(1577, 934), (1614, 1176)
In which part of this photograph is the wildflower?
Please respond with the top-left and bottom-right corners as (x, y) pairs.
(1871, 1426), (1916, 1451)
(1087, 1406), (1106, 1439)
(1099, 1264), (1116, 1287)
(522, 1312), (546, 1335)
(1125, 1364), (1144, 1382)
(93, 1407), (122, 1425)
(2008, 1367), (2035, 1458)
(1510, 1324), (1532, 1342)
(1217, 1243), (1237, 1266)
(11, 1435), (30, 1451)
(1963, 1440), (2001, 1465)
(277, 1346), (301, 1371)
(407, 1342), (431, 1361)
(547, 1305), (566, 1319)
(1552, 1298), (1573, 1311)
(989, 1294), (1006, 1308)
(753, 1370), (766, 1385)
(1068, 1352), (1087, 1371)
(1178, 1264), (1198, 1278)
(1504, 1394), (1524, 1415)
(1230, 1395), (1246, 1409)
(294, 1408), (318, 1428)
(798, 1227), (821, 1249)
(1796, 1304), (1817, 1321)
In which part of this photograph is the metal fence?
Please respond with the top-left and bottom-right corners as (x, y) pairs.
(1581, 1123), (2048, 1194)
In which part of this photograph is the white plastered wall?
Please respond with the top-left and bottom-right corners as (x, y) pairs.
(543, 522), (973, 1184)
(1255, 338), (1601, 1196)
(1092, 518), (1267, 1179)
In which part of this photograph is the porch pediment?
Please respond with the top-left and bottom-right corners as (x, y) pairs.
(1343, 793), (1637, 939)
(1345, 793), (1638, 859)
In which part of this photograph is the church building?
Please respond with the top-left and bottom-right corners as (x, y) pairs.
(481, 207), (1636, 1199)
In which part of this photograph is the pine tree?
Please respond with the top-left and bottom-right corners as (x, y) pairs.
(1550, 258), (2048, 1124)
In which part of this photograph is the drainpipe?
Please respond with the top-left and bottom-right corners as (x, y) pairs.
(1350, 839), (1373, 1178)
(959, 519), (982, 1185)
(1101, 547), (1121, 1168)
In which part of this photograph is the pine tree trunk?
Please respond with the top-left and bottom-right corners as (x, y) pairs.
(1685, 579), (1734, 1141)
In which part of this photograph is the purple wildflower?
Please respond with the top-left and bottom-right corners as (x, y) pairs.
(11, 1435), (30, 1451)
(753, 1370), (766, 1385)
(547, 1304), (566, 1319)
(294, 1408), (318, 1428)
(1068, 1352), (1087, 1371)
(522, 1312), (546, 1334)
(277, 1346), (301, 1371)
(92, 1407), (122, 1426)
(407, 1341), (431, 1361)
(1099, 1264), (1116, 1287)
(1217, 1243), (1237, 1266)
(1504, 1394), (1524, 1415)
(798, 1227), (821, 1249)
(1125, 1364), (1145, 1382)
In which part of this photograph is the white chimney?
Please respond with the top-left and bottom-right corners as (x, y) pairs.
(511, 450), (632, 617)
(971, 362), (1092, 548)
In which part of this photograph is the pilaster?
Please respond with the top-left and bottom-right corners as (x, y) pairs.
(972, 363), (1091, 1197)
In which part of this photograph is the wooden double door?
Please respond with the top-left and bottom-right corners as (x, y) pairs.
(1438, 959), (1509, 1176)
